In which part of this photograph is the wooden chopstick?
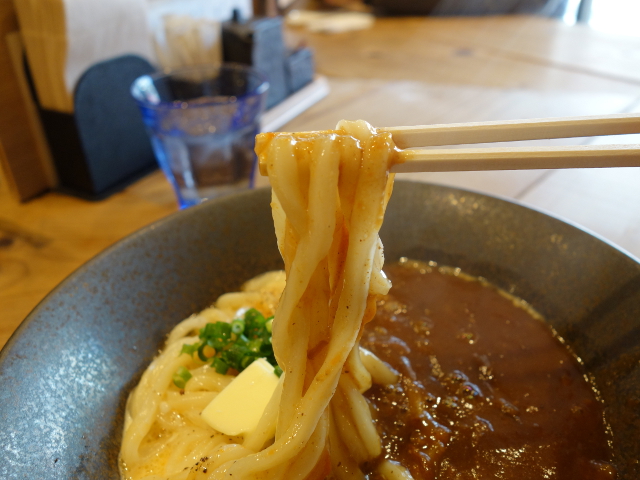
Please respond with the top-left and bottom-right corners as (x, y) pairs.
(393, 144), (640, 173)
(380, 113), (640, 149)
(384, 112), (640, 173)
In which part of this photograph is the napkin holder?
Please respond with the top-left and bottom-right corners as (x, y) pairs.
(29, 55), (157, 199)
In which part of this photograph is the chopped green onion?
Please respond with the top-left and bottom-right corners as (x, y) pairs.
(231, 320), (245, 335)
(245, 308), (266, 324)
(181, 309), (281, 377)
(200, 322), (232, 350)
(225, 343), (248, 366)
(213, 357), (230, 375)
(248, 339), (262, 353)
(180, 343), (200, 356)
(274, 366), (283, 377)
(197, 343), (210, 362)
(240, 356), (255, 370)
(173, 366), (192, 389)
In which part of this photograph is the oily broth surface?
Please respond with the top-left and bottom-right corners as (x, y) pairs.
(361, 259), (615, 480)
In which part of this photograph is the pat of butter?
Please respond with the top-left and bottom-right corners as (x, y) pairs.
(201, 358), (279, 436)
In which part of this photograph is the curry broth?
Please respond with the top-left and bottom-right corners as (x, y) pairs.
(362, 259), (615, 480)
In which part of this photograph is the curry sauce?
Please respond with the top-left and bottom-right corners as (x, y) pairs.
(362, 259), (616, 480)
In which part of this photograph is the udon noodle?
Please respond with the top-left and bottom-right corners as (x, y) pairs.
(120, 120), (403, 479)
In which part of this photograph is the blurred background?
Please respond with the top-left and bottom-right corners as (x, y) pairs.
(0, 0), (639, 348)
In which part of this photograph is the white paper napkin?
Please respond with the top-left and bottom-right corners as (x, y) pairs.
(63, 0), (154, 94)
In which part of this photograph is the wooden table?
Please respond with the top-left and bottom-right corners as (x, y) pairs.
(2, 15), (640, 350)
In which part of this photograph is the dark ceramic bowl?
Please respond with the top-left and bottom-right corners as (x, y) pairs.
(1, 181), (639, 479)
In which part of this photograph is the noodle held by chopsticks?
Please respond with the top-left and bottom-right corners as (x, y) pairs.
(223, 119), (398, 479)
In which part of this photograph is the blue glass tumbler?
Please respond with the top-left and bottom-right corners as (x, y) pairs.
(132, 64), (269, 208)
